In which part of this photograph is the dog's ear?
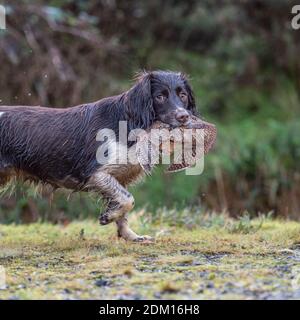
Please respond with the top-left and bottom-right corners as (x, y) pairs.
(180, 73), (197, 115)
(125, 71), (155, 130)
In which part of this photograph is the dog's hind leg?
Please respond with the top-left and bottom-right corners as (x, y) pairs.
(86, 171), (135, 225)
(0, 161), (13, 188)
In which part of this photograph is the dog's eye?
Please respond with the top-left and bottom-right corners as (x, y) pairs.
(155, 94), (165, 103)
(179, 92), (187, 101)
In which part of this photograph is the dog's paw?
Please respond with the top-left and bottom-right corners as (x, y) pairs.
(99, 201), (124, 225)
(99, 214), (111, 225)
(133, 235), (155, 243)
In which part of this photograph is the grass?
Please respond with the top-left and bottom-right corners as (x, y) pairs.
(1, 210), (300, 299)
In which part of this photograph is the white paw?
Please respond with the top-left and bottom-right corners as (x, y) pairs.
(133, 235), (155, 243)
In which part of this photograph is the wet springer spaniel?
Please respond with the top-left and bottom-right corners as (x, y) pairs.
(0, 71), (215, 242)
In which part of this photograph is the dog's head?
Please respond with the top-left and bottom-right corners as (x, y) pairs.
(125, 70), (197, 130)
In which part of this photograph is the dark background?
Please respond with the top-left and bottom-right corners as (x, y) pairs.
(0, 0), (300, 223)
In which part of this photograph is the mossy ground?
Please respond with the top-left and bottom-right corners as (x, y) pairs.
(1, 211), (300, 300)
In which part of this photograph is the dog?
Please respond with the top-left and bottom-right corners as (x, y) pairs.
(0, 70), (214, 242)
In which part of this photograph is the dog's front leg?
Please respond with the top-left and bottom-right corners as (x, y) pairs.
(87, 171), (134, 225)
(116, 214), (154, 242)
(87, 172), (153, 242)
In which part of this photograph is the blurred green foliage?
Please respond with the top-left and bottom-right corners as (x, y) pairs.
(0, 0), (300, 222)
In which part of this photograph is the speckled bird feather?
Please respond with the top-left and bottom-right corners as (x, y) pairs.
(136, 115), (217, 173)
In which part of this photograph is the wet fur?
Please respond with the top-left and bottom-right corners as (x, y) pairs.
(0, 71), (197, 241)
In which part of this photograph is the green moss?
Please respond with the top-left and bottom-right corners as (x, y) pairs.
(0, 212), (300, 299)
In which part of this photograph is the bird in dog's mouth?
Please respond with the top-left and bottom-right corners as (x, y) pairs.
(136, 115), (217, 173)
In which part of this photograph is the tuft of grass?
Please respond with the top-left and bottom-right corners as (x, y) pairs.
(226, 213), (264, 234)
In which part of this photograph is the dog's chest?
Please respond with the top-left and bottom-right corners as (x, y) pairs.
(102, 163), (145, 186)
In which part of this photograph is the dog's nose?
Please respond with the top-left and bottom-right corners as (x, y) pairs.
(175, 109), (189, 124)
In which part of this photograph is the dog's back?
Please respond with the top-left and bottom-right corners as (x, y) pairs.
(0, 105), (100, 189)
